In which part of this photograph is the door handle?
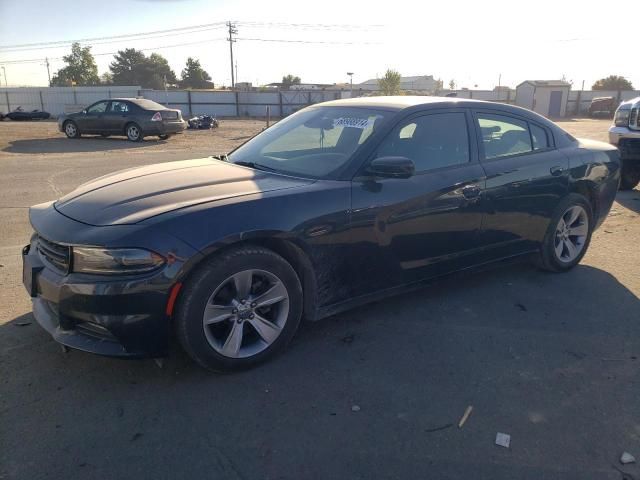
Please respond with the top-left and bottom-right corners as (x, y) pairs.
(550, 166), (565, 176)
(461, 184), (481, 199)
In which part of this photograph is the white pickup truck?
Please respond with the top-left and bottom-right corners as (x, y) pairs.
(609, 97), (640, 190)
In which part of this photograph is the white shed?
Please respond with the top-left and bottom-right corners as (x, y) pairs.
(515, 80), (571, 118)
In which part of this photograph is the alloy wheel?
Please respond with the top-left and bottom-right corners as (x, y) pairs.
(554, 205), (589, 263)
(127, 125), (140, 140)
(202, 269), (289, 359)
(65, 123), (76, 137)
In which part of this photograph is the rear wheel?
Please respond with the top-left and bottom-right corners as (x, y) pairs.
(63, 121), (80, 139)
(176, 246), (303, 372)
(125, 123), (143, 142)
(620, 162), (640, 190)
(536, 194), (593, 272)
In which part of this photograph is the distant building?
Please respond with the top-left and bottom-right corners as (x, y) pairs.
(357, 75), (437, 92)
(264, 82), (335, 90)
(515, 80), (571, 117)
(235, 82), (253, 91)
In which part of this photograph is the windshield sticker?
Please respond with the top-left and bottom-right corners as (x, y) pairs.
(333, 117), (371, 129)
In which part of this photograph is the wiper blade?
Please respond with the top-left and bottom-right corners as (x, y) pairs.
(232, 161), (279, 173)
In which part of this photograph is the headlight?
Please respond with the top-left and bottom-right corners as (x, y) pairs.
(72, 247), (165, 274)
(614, 109), (630, 127)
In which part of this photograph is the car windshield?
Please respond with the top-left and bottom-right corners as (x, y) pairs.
(228, 106), (390, 179)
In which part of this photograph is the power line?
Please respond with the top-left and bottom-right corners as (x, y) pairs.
(237, 37), (380, 45)
(0, 21), (378, 52)
(0, 39), (227, 65)
(0, 22), (228, 51)
(0, 26), (226, 53)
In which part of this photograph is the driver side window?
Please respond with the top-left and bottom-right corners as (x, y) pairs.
(87, 101), (108, 114)
(376, 112), (470, 172)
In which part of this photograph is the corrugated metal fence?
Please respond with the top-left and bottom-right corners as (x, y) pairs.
(0, 86), (345, 118)
(2, 86), (638, 118)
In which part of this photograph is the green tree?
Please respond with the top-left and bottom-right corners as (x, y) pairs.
(180, 57), (214, 89)
(592, 75), (633, 91)
(377, 69), (401, 95)
(50, 42), (99, 86)
(448, 79), (456, 90)
(281, 74), (301, 90)
(109, 49), (177, 89)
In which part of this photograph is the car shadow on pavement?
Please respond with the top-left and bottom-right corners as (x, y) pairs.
(2, 262), (639, 479)
(615, 189), (640, 214)
(3, 136), (167, 154)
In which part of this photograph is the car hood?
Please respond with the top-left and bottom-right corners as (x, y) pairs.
(54, 158), (314, 226)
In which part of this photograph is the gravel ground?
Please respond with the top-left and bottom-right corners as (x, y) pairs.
(0, 118), (638, 480)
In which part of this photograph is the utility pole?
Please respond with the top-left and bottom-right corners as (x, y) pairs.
(347, 72), (354, 94)
(227, 21), (237, 89)
(45, 58), (51, 85)
(1, 66), (6, 87)
(235, 61), (238, 87)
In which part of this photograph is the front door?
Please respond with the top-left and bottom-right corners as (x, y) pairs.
(348, 109), (486, 298)
(78, 100), (109, 133)
(101, 100), (131, 133)
(549, 91), (563, 117)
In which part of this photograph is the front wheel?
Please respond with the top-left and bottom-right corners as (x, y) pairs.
(620, 162), (640, 190)
(536, 194), (593, 272)
(63, 121), (80, 139)
(176, 246), (303, 372)
(126, 123), (143, 142)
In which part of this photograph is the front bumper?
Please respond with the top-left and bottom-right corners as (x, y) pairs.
(22, 239), (173, 357)
(608, 126), (640, 146)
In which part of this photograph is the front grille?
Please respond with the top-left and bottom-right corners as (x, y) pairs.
(630, 108), (640, 130)
(75, 321), (118, 342)
(37, 236), (70, 273)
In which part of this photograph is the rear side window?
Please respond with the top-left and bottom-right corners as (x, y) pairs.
(478, 114), (532, 159)
(530, 123), (549, 150)
(109, 101), (129, 113)
(377, 112), (470, 172)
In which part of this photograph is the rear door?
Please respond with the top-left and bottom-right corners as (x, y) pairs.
(101, 100), (132, 133)
(348, 109), (486, 296)
(472, 110), (569, 255)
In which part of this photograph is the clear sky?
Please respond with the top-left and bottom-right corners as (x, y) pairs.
(1, 0), (638, 90)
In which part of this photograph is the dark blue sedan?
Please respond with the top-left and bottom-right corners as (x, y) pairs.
(24, 97), (620, 371)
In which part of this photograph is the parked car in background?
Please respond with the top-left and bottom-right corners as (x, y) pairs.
(23, 97), (620, 371)
(588, 97), (616, 118)
(5, 107), (51, 121)
(58, 98), (186, 141)
(609, 96), (640, 190)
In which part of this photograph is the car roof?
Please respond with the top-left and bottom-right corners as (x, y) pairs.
(316, 95), (576, 148)
(317, 96), (542, 115)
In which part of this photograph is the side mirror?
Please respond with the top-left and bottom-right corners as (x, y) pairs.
(366, 156), (415, 179)
(82, 110), (87, 114)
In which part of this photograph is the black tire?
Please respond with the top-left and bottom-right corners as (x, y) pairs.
(158, 134), (171, 140)
(63, 120), (80, 139)
(620, 162), (640, 191)
(535, 193), (593, 272)
(175, 246), (303, 372)
(125, 122), (143, 142)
